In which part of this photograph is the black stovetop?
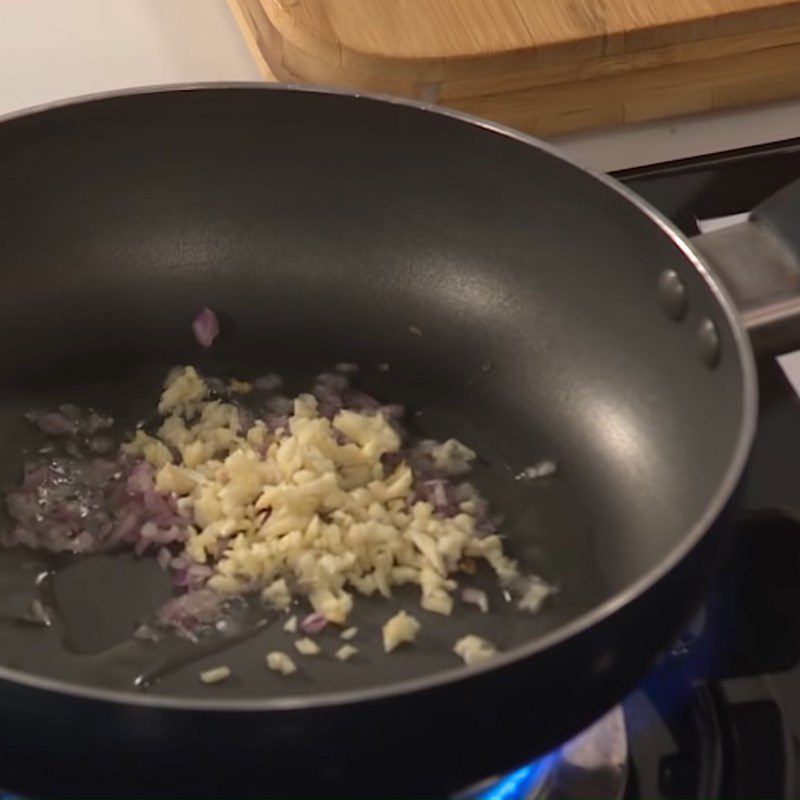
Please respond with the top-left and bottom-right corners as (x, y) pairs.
(614, 141), (800, 799)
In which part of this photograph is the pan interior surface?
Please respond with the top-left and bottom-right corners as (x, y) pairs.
(0, 87), (751, 702)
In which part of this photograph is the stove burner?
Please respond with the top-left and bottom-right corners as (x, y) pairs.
(459, 707), (628, 800)
(466, 756), (556, 800)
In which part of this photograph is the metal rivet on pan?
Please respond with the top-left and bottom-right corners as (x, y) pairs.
(657, 269), (688, 320)
(697, 317), (721, 368)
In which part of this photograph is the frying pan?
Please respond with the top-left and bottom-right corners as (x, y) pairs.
(0, 84), (796, 798)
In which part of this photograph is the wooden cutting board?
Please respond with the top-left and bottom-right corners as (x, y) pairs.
(229, 0), (800, 136)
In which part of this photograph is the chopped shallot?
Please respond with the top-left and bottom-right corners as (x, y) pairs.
(254, 373), (282, 392)
(300, 611), (328, 635)
(156, 547), (172, 570)
(192, 307), (220, 347)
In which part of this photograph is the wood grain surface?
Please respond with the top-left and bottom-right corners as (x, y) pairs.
(229, 0), (800, 135)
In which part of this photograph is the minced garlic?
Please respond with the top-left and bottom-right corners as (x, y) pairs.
(294, 637), (321, 656)
(283, 615), (298, 634)
(199, 665), (231, 684)
(126, 367), (529, 632)
(336, 644), (359, 661)
(517, 579), (553, 613)
(266, 651), (297, 675)
(382, 610), (421, 652)
(261, 578), (292, 610)
(454, 635), (496, 666)
(229, 379), (253, 394)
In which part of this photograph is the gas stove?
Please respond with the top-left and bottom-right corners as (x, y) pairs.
(464, 508), (798, 799)
(454, 139), (800, 800)
(5, 140), (800, 800)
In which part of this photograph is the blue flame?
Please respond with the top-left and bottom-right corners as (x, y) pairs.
(473, 752), (556, 800)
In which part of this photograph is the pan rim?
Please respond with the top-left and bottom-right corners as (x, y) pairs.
(0, 81), (758, 711)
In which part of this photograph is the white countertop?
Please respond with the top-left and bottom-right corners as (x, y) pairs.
(3, 0), (800, 173)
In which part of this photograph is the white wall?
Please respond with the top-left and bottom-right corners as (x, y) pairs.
(2, 0), (800, 171)
(0, 0), (259, 116)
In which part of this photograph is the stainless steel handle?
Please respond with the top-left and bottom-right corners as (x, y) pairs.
(692, 219), (800, 355)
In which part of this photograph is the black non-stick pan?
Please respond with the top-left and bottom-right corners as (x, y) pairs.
(0, 84), (796, 798)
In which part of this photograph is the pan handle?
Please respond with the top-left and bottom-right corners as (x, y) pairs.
(691, 180), (800, 355)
